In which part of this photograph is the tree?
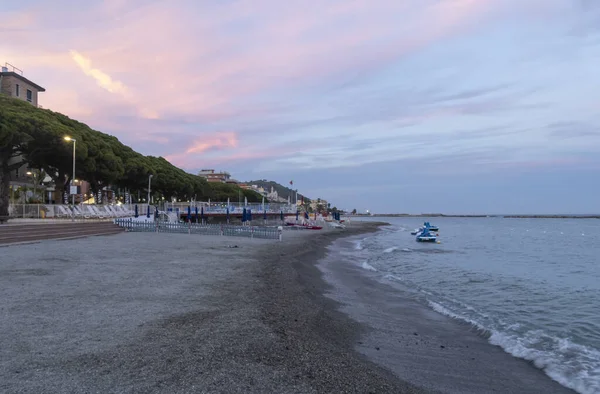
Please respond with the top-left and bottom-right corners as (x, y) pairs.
(0, 95), (287, 218)
(351, 208), (357, 215)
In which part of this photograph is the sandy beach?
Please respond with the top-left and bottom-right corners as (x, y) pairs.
(0, 222), (574, 393)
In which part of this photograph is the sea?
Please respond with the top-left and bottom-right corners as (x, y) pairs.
(337, 217), (600, 394)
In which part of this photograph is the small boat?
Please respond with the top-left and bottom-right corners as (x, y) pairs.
(416, 228), (438, 243)
(285, 222), (323, 230)
(304, 225), (323, 230)
(423, 221), (439, 231)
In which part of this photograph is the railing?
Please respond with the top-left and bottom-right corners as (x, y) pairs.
(163, 202), (297, 214)
(6, 202), (305, 221)
(114, 219), (282, 240)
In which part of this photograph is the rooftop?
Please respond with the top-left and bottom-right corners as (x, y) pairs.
(1, 63), (45, 92)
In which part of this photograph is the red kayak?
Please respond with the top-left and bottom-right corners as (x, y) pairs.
(285, 223), (323, 230)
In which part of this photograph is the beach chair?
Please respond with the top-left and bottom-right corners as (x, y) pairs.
(116, 205), (132, 216)
(98, 205), (115, 217)
(72, 206), (90, 219)
(82, 205), (100, 218)
(56, 205), (73, 218)
(88, 205), (106, 219)
(108, 206), (126, 217)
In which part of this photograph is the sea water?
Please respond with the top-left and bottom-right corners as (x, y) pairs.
(346, 217), (600, 394)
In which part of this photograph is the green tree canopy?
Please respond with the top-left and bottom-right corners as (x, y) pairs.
(0, 95), (261, 218)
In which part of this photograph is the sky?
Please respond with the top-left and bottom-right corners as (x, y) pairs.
(1, 0), (600, 214)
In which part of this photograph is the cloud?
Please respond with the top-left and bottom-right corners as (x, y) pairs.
(70, 50), (127, 94)
(1, 0), (599, 189)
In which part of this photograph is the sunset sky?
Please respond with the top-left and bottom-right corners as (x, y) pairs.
(2, 0), (599, 214)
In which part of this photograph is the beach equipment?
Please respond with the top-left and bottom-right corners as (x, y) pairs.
(146, 205), (150, 218)
(416, 227), (438, 243)
(195, 206), (199, 223)
(187, 206), (191, 222)
(134, 204), (139, 218)
(280, 211), (284, 221)
(296, 210), (299, 221)
(242, 207), (247, 223)
(200, 206), (205, 223)
(424, 221), (439, 231)
(263, 209), (267, 221)
(248, 209), (252, 222)
(226, 207), (230, 223)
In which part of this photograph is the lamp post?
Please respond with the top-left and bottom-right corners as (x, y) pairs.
(147, 174), (153, 206)
(26, 170), (41, 203)
(64, 136), (76, 221)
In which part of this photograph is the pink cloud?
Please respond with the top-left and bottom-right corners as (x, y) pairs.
(0, 0), (532, 171)
(165, 132), (239, 167)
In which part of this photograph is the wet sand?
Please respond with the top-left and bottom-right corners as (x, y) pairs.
(0, 223), (573, 393)
(319, 235), (575, 393)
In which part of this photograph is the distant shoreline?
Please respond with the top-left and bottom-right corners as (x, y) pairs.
(349, 214), (600, 219)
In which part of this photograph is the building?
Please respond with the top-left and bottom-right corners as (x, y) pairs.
(310, 199), (329, 211)
(2, 62), (47, 203)
(0, 63), (45, 107)
(197, 169), (232, 183)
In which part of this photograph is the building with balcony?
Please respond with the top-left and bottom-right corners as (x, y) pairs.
(0, 63), (45, 107)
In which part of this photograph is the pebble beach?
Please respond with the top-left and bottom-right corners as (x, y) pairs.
(0, 222), (574, 393)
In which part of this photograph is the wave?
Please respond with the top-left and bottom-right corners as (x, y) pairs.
(383, 246), (398, 253)
(427, 301), (600, 394)
(361, 261), (377, 272)
(353, 240), (364, 250)
(383, 273), (403, 282)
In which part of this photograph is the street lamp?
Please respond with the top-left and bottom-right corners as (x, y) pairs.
(26, 170), (40, 203)
(147, 174), (153, 205)
(64, 136), (76, 221)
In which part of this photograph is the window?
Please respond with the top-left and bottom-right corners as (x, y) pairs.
(26, 89), (32, 102)
(15, 84), (20, 97)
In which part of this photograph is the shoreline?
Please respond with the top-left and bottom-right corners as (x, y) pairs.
(313, 226), (576, 393)
(354, 214), (600, 219)
(255, 221), (425, 392)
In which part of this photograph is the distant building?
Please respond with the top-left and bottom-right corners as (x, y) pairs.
(197, 169), (232, 183)
(0, 63), (45, 107)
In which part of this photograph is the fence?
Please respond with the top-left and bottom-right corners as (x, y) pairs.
(6, 202), (300, 220)
(114, 218), (282, 240)
(163, 202), (297, 214)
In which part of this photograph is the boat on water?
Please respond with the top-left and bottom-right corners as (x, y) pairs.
(411, 222), (439, 235)
(416, 228), (438, 243)
(423, 221), (439, 231)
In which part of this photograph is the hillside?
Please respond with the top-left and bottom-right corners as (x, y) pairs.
(245, 179), (311, 203)
(0, 95), (261, 218)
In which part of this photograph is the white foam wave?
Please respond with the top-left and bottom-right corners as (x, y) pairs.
(401, 248), (412, 252)
(428, 301), (600, 394)
(428, 301), (486, 331)
(353, 240), (363, 250)
(383, 274), (403, 282)
(361, 261), (377, 272)
(383, 246), (398, 253)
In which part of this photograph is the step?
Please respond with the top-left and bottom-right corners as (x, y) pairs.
(0, 227), (124, 243)
(0, 222), (119, 235)
(0, 229), (125, 247)
(0, 228), (125, 245)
